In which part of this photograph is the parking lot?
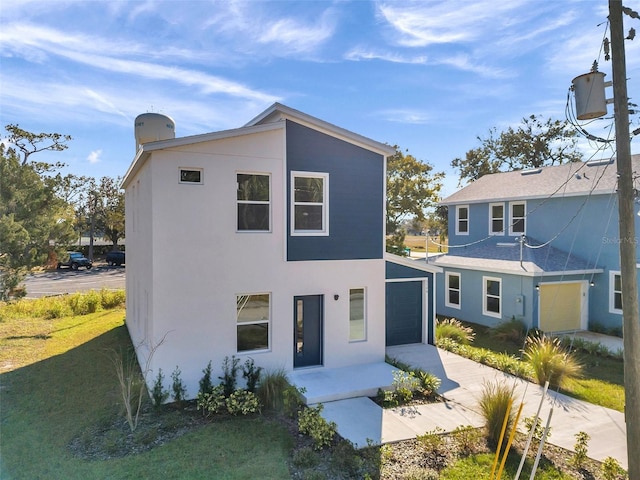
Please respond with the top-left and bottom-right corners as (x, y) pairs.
(22, 265), (126, 298)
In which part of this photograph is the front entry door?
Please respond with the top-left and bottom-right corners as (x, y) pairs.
(294, 295), (323, 368)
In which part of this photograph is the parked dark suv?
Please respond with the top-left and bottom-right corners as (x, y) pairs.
(57, 251), (93, 270)
(106, 250), (125, 266)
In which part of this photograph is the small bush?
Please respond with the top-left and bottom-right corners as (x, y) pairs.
(523, 415), (551, 442)
(225, 389), (260, 415)
(292, 446), (321, 469)
(196, 385), (226, 416)
(330, 441), (363, 476)
(571, 431), (590, 469)
(283, 385), (306, 418)
(478, 380), (514, 445)
(298, 404), (337, 450)
(392, 369), (420, 404)
(170, 366), (187, 402)
(199, 361), (214, 396)
(257, 368), (289, 412)
(100, 288), (125, 309)
(490, 318), (527, 344)
(378, 388), (399, 408)
(242, 357), (262, 393)
(450, 425), (483, 455)
(601, 456), (626, 480)
(151, 368), (169, 406)
(524, 333), (582, 387)
(416, 427), (446, 453)
(219, 355), (240, 397)
(436, 318), (475, 345)
(415, 370), (441, 398)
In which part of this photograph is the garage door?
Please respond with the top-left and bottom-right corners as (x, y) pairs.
(539, 282), (583, 332)
(385, 281), (423, 346)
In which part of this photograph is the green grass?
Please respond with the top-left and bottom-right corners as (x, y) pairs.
(442, 319), (625, 412)
(0, 295), (293, 479)
(441, 452), (573, 480)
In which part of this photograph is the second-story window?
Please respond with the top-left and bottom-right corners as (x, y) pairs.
(237, 173), (270, 231)
(510, 201), (526, 235)
(490, 203), (504, 235)
(292, 171), (328, 235)
(456, 205), (469, 235)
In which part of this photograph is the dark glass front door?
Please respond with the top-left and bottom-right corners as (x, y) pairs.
(293, 295), (323, 368)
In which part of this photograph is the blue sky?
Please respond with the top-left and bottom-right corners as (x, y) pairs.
(1, 0), (639, 197)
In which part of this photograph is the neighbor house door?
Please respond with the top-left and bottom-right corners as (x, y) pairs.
(539, 282), (586, 332)
(293, 295), (323, 368)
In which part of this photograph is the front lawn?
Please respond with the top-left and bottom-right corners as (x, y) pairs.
(0, 302), (292, 479)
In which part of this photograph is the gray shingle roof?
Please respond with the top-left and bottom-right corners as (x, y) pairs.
(431, 237), (603, 276)
(442, 154), (640, 205)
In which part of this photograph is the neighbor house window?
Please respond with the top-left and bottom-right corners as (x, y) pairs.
(179, 168), (203, 184)
(291, 172), (328, 235)
(237, 173), (270, 231)
(445, 272), (461, 309)
(349, 288), (366, 341)
(236, 293), (270, 352)
(483, 276), (501, 318)
(509, 201), (526, 235)
(489, 203), (504, 235)
(456, 205), (469, 235)
(610, 271), (623, 313)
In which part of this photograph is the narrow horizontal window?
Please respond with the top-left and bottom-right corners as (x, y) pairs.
(180, 168), (203, 184)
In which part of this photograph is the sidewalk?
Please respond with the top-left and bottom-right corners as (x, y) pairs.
(311, 344), (627, 470)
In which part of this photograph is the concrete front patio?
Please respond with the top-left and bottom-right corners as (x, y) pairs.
(289, 344), (628, 469)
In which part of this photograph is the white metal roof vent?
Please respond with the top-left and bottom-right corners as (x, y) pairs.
(521, 168), (542, 175)
(586, 158), (614, 167)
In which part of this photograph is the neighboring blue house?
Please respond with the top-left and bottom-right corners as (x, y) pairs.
(432, 155), (640, 333)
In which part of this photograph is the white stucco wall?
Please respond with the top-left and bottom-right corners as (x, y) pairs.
(125, 127), (385, 398)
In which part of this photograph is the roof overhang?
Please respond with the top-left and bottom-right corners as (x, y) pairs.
(432, 255), (603, 277)
(385, 252), (443, 274)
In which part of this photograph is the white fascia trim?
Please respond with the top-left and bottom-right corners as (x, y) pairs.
(385, 252), (443, 273)
(439, 190), (612, 206)
(433, 259), (602, 277)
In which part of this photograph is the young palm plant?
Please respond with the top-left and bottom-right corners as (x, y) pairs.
(523, 333), (582, 388)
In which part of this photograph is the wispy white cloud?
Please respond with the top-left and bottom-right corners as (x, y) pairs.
(87, 149), (102, 164)
(258, 13), (336, 54)
(344, 46), (427, 64)
(377, 108), (432, 125)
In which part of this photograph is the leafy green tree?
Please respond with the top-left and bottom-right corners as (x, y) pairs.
(451, 115), (583, 185)
(0, 126), (75, 300)
(386, 147), (444, 254)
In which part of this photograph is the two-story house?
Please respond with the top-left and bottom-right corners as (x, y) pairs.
(122, 103), (440, 398)
(433, 155), (640, 334)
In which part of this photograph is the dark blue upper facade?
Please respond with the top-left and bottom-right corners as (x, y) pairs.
(286, 120), (385, 261)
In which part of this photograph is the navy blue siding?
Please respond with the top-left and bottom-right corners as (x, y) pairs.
(286, 121), (384, 261)
(386, 261), (431, 279)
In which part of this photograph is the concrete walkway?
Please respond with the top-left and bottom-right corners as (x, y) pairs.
(295, 344), (627, 470)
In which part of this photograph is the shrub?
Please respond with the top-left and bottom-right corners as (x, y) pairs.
(523, 415), (551, 442)
(100, 288), (125, 309)
(170, 366), (187, 402)
(292, 447), (321, 469)
(392, 369), (420, 403)
(225, 389), (260, 415)
(196, 385), (226, 416)
(571, 431), (590, 469)
(377, 388), (398, 408)
(450, 425), (483, 455)
(436, 318), (475, 345)
(478, 380), (514, 445)
(199, 361), (214, 396)
(490, 317), (527, 344)
(523, 333), (582, 387)
(151, 368), (169, 406)
(298, 404), (337, 450)
(416, 427), (446, 453)
(219, 355), (240, 397)
(283, 385), (306, 418)
(415, 370), (441, 398)
(329, 441), (363, 476)
(601, 456), (626, 480)
(257, 368), (289, 412)
(242, 357), (262, 393)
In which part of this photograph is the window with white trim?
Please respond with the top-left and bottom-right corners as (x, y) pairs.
(456, 205), (469, 235)
(179, 168), (203, 184)
(291, 172), (328, 235)
(236, 293), (270, 352)
(349, 288), (366, 341)
(609, 271), (623, 313)
(489, 203), (504, 235)
(483, 276), (501, 318)
(509, 201), (526, 235)
(237, 173), (270, 231)
(445, 272), (461, 309)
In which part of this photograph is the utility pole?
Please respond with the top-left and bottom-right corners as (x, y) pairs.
(609, 1), (640, 478)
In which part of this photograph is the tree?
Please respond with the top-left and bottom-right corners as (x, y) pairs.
(95, 176), (125, 248)
(5, 124), (72, 166)
(427, 204), (448, 250)
(386, 147), (444, 253)
(0, 130), (76, 300)
(451, 115), (583, 185)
